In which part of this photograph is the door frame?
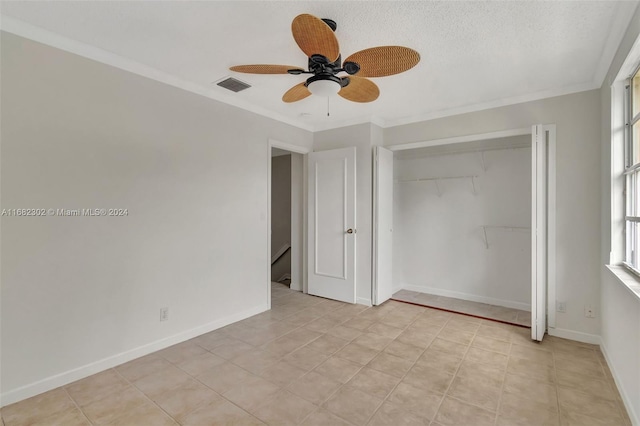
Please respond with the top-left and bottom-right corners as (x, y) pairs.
(385, 126), (557, 333)
(267, 138), (310, 309)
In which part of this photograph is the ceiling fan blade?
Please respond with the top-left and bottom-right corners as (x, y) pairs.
(338, 76), (379, 103)
(344, 46), (420, 77)
(291, 14), (340, 62)
(283, 82), (312, 103)
(230, 65), (302, 74)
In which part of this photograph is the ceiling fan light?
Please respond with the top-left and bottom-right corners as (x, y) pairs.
(307, 79), (341, 97)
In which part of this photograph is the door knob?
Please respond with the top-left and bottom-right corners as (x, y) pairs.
(346, 228), (355, 234)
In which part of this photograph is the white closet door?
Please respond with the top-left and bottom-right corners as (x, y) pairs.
(373, 146), (394, 305)
(531, 124), (548, 341)
(307, 147), (357, 303)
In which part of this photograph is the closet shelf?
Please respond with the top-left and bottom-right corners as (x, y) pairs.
(396, 175), (478, 196)
(481, 225), (531, 249)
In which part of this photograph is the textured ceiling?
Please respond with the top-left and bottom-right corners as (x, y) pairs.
(1, 1), (638, 131)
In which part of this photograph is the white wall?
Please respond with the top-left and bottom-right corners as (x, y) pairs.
(313, 123), (376, 305)
(599, 4), (640, 423)
(270, 154), (291, 281)
(393, 139), (531, 310)
(0, 33), (312, 405)
(385, 89), (602, 339)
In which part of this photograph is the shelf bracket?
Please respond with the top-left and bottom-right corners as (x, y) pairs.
(470, 176), (477, 195)
(482, 226), (489, 249)
(477, 151), (487, 171)
(434, 179), (442, 197)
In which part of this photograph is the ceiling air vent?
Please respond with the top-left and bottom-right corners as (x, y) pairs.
(216, 77), (251, 93)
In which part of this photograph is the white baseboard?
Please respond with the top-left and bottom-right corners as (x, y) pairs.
(599, 342), (639, 426)
(357, 297), (372, 307)
(399, 284), (531, 311)
(547, 327), (601, 345)
(0, 303), (269, 407)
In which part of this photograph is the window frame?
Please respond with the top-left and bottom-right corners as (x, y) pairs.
(623, 62), (640, 276)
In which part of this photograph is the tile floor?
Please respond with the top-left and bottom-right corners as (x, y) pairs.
(1, 283), (631, 426)
(392, 289), (531, 327)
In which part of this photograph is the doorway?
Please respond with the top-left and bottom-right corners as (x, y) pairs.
(267, 139), (309, 308)
(373, 126), (556, 341)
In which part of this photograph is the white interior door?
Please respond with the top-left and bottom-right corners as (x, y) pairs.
(532, 124), (548, 341)
(308, 147), (356, 303)
(373, 146), (394, 305)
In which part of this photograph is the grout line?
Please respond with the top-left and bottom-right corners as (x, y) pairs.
(61, 386), (94, 425)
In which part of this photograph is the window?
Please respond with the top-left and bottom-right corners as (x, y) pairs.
(625, 65), (640, 272)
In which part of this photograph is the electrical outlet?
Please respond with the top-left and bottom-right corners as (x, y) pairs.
(160, 307), (169, 322)
(584, 305), (595, 318)
(556, 302), (566, 313)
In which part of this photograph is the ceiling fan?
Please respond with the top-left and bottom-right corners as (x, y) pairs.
(229, 13), (420, 103)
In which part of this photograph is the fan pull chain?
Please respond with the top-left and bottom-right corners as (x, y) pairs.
(327, 97), (330, 117)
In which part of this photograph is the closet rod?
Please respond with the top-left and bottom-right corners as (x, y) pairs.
(396, 175), (478, 183)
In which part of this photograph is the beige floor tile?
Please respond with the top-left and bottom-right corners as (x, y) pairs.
(323, 385), (383, 426)
(106, 400), (176, 426)
(346, 367), (400, 399)
(558, 409), (625, 426)
(437, 326), (475, 345)
(2, 388), (77, 426)
(283, 345), (329, 371)
(305, 316), (344, 333)
(447, 373), (502, 412)
(231, 348), (282, 374)
(476, 324), (512, 342)
(176, 352), (226, 377)
(471, 335), (511, 354)
(152, 379), (220, 422)
(384, 340), (424, 361)
(304, 334), (349, 355)
(557, 386), (623, 423)
(507, 355), (556, 384)
(180, 398), (264, 426)
(387, 381), (443, 419)
(300, 408), (352, 426)
(498, 392), (560, 426)
(335, 342), (380, 365)
(313, 356), (363, 384)
(401, 364), (454, 395)
(395, 328), (436, 348)
(428, 337), (469, 357)
(415, 347), (463, 374)
(456, 359), (505, 386)
(132, 365), (193, 399)
(367, 352), (414, 378)
(210, 338), (255, 360)
(222, 375), (281, 413)
(435, 396), (496, 426)
(343, 317), (376, 331)
(556, 370), (618, 401)
(196, 362), (254, 394)
(157, 341), (209, 364)
(352, 332), (393, 351)
(252, 390), (317, 426)
(464, 346), (509, 369)
(115, 354), (172, 382)
(503, 373), (558, 411)
(193, 332), (238, 351)
(81, 385), (148, 425)
(66, 369), (130, 407)
(30, 407), (90, 426)
(446, 316), (482, 332)
(326, 324), (364, 341)
(368, 401), (431, 426)
(287, 371), (342, 404)
(366, 322), (403, 339)
(259, 360), (308, 387)
(511, 343), (554, 366)
(555, 356), (605, 379)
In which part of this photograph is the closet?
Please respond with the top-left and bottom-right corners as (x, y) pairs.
(374, 125), (556, 341)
